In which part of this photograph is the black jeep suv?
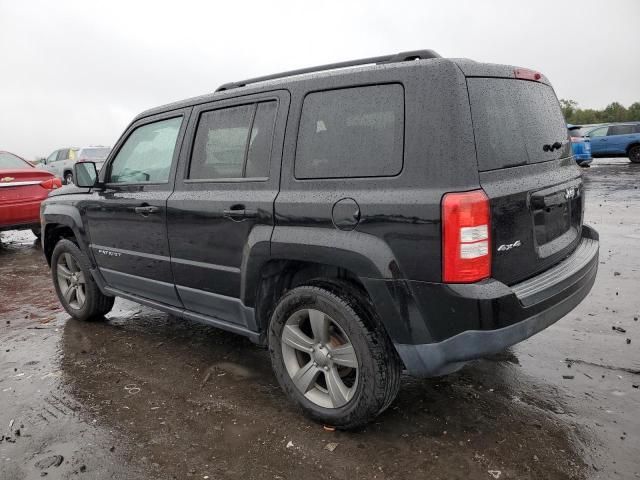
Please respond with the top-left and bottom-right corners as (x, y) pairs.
(42, 50), (599, 428)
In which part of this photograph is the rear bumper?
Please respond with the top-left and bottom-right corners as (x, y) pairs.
(363, 225), (599, 377)
(0, 201), (42, 231)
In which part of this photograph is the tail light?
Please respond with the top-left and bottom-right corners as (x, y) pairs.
(442, 189), (491, 283)
(40, 178), (62, 190)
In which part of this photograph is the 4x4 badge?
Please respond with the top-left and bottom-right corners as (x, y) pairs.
(497, 240), (521, 252)
(565, 187), (576, 200)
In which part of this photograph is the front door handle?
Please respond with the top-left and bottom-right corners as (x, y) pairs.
(134, 206), (160, 216)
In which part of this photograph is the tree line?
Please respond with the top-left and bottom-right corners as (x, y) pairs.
(560, 99), (640, 125)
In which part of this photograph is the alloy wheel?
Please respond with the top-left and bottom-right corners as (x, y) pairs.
(57, 253), (86, 310)
(281, 308), (359, 408)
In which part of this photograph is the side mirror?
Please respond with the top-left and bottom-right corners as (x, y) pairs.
(74, 162), (99, 187)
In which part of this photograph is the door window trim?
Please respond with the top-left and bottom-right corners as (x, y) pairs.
(101, 110), (190, 188)
(183, 97), (280, 184)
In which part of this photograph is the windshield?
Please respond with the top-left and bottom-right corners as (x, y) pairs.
(468, 78), (569, 171)
(79, 147), (111, 160)
(0, 152), (30, 169)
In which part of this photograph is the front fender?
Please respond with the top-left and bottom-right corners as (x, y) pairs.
(41, 202), (91, 265)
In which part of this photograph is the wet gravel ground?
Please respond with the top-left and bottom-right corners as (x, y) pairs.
(1, 158), (639, 480)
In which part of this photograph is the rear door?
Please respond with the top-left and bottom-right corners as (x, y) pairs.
(467, 77), (583, 285)
(57, 149), (73, 178)
(85, 110), (190, 305)
(43, 150), (60, 177)
(606, 124), (636, 154)
(166, 91), (288, 327)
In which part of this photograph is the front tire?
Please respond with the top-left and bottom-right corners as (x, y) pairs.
(51, 239), (114, 321)
(268, 284), (401, 429)
(629, 145), (640, 164)
(64, 172), (74, 185)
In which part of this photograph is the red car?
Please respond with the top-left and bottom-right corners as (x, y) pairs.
(0, 151), (62, 236)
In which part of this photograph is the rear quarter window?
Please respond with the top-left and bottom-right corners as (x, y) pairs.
(608, 125), (635, 135)
(295, 84), (404, 179)
(468, 78), (569, 171)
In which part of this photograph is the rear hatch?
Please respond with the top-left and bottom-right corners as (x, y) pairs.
(466, 75), (583, 285)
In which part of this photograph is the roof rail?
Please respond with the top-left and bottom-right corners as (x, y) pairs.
(215, 49), (441, 92)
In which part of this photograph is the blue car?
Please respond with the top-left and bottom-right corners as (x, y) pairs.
(586, 122), (640, 163)
(568, 125), (592, 166)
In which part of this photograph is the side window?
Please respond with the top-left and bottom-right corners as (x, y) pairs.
(47, 151), (59, 163)
(189, 101), (277, 180)
(109, 117), (182, 184)
(295, 84), (404, 179)
(246, 102), (277, 178)
(588, 127), (608, 137)
(57, 149), (69, 161)
(608, 125), (634, 136)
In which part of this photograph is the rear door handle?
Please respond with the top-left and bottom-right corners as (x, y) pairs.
(134, 206), (160, 216)
(223, 205), (258, 220)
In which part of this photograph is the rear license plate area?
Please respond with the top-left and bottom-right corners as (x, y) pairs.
(533, 202), (570, 245)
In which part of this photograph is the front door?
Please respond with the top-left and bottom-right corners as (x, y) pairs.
(85, 110), (190, 306)
(167, 91), (289, 328)
(587, 126), (610, 155)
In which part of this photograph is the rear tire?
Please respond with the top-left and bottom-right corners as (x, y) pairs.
(51, 239), (114, 321)
(268, 284), (401, 429)
(629, 145), (640, 163)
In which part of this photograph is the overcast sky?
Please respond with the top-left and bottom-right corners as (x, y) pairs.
(1, 0), (639, 159)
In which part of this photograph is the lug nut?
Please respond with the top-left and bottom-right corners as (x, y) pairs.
(324, 366), (329, 371)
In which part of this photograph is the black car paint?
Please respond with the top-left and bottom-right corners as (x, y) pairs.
(41, 57), (599, 376)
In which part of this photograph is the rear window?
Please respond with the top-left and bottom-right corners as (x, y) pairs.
(568, 127), (587, 137)
(79, 147), (111, 159)
(0, 152), (30, 169)
(468, 78), (568, 171)
(295, 84), (404, 179)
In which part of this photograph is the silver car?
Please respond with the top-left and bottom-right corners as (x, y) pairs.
(42, 146), (110, 184)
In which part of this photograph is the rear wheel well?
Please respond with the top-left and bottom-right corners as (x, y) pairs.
(254, 260), (376, 336)
(44, 224), (76, 265)
(626, 142), (640, 154)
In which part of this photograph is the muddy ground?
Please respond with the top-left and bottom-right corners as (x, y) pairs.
(1, 158), (638, 480)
